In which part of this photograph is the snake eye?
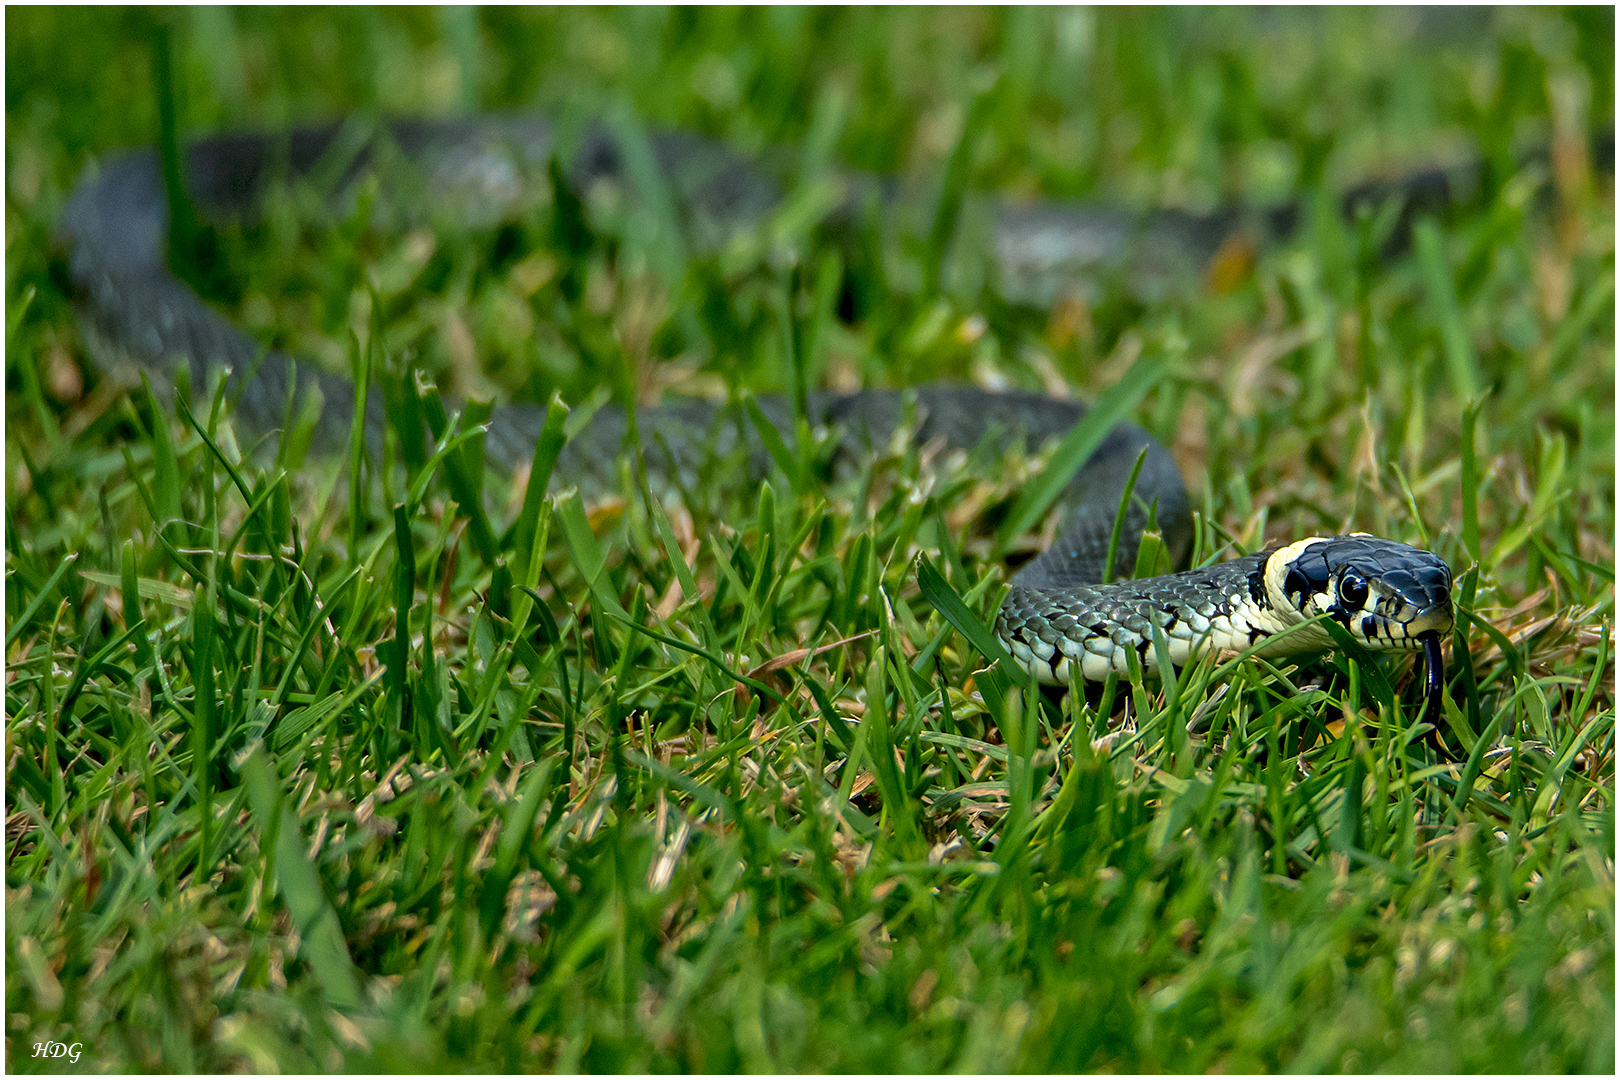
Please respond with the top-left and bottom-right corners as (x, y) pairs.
(1339, 574), (1369, 609)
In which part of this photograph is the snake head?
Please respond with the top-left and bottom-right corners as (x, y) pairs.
(1267, 535), (1454, 650)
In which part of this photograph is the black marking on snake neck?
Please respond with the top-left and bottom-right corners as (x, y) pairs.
(1247, 565), (1268, 608)
(1282, 564), (1313, 609)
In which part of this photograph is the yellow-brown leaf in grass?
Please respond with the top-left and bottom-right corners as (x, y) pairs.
(1327, 707), (1380, 741)
(732, 630), (877, 708)
(1468, 578), (1573, 672)
(586, 496), (626, 532)
(941, 478), (998, 534)
(870, 875), (903, 901)
(1482, 584), (1554, 625)
(653, 577), (684, 621)
(79, 569), (195, 610)
(1204, 229), (1258, 294)
(1043, 291), (1093, 353)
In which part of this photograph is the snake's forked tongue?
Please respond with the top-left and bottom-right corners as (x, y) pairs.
(1419, 631), (1446, 721)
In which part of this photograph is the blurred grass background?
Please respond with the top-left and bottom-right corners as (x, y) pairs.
(5, 6), (1615, 1072)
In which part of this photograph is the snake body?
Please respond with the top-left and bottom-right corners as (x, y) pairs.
(57, 115), (1455, 706)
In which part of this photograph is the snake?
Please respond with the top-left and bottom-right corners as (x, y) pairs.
(56, 114), (1457, 729)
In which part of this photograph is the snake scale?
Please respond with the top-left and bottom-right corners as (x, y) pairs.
(58, 114), (1457, 728)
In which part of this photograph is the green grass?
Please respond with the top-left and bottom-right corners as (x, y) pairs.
(6, 7), (1615, 1072)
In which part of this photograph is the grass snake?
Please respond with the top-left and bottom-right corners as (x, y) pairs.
(57, 114), (1458, 730)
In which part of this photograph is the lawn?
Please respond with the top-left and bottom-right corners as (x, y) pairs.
(5, 7), (1614, 1072)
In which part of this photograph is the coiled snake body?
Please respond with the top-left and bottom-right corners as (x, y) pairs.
(57, 115), (1455, 714)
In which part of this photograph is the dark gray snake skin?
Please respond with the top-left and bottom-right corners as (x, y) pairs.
(57, 114), (1456, 719)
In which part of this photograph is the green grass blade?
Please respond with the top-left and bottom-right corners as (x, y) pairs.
(347, 329), (372, 568)
(1414, 217), (1480, 402)
(1103, 446), (1148, 585)
(241, 749), (361, 1008)
(742, 390), (808, 493)
(6, 552), (80, 650)
(511, 393), (570, 578)
(1002, 350), (1170, 545)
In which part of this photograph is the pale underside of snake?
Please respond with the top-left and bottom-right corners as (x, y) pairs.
(58, 114), (1458, 727)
